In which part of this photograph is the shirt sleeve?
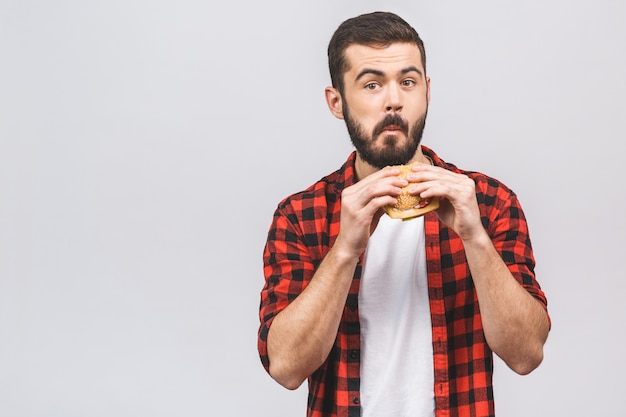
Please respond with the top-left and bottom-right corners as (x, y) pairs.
(482, 178), (549, 315)
(258, 204), (317, 373)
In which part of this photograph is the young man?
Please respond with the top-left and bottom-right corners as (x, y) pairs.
(258, 11), (550, 417)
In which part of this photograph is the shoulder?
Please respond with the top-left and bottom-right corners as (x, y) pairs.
(423, 145), (516, 201)
(423, 146), (523, 231)
(275, 152), (356, 216)
(266, 154), (356, 255)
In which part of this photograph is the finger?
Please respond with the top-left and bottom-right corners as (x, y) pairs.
(410, 180), (474, 203)
(359, 165), (404, 184)
(345, 174), (407, 206)
(406, 168), (474, 198)
(406, 164), (459, 183)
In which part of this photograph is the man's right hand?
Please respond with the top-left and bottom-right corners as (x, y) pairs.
(334, 166), (408, 258)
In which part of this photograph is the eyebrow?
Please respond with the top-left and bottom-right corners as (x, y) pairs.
(355, 65), (424, 82)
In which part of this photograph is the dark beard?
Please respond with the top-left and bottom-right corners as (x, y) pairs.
(344, 105), (427, 169)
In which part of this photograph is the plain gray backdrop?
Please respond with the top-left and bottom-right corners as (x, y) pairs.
(1, 0), (625, 416)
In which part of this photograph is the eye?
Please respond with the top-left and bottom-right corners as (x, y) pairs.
(364, 82), (380, 91)
(401, 79), (416, 88)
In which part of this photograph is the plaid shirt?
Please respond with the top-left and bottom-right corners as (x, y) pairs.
(258, 146), (548, 417)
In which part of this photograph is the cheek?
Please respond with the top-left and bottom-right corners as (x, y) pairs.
(359, 97), (386, 114)
(409, 96), (428, 116)
(349, 90), (386, 112)
(359, 116), (383, 134)
(347, 107), (380, 130)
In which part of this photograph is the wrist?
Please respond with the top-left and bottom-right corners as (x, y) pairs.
(460, 227), (492, 249)
(328, 236), (362, 266)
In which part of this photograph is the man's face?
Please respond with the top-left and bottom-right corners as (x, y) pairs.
(338, 42), (430, 169)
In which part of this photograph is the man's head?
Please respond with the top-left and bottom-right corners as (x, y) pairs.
(327, 11), (427, 97)
(325, 12), (430, 170)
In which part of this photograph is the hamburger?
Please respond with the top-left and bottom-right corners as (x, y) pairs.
(383, 162), (439, 220)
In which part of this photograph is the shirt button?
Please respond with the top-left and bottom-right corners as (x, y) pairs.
(353, 397), (360, 404)
(350, 350), (358, 359)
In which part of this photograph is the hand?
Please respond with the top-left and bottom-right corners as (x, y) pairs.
(406, 164), (484, 241)
(334, 166), (407, 258)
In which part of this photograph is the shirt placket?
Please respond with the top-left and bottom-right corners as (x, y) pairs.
(425, 213), (451, 416)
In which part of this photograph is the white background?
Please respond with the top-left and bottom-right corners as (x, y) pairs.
(1, 0), (625, 416)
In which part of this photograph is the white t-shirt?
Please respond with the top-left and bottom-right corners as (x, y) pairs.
(358, 215), (435, 417)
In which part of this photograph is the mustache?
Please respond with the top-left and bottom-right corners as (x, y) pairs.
(373, 114), (409, 136)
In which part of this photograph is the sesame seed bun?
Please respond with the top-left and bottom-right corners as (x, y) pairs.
(383, 163), (439, 220)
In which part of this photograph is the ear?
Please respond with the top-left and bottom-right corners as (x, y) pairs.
(426, 76), (431, 104)
(325, 86), (344, 120)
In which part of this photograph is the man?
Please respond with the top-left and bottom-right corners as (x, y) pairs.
(258, 11), (550, 417)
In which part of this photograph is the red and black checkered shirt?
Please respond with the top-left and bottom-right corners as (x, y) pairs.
(258, 146), (548, 417)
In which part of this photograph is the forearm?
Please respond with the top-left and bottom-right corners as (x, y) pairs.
(464, 231), (550, 375)
(267, 245), (358, 389)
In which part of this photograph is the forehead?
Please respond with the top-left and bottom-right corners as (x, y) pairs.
(343, 42), (424, 77)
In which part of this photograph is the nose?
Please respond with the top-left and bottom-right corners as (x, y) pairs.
(385, 84), (403, 113)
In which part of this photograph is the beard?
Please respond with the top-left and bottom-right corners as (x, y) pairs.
(343, 103), (428, 169)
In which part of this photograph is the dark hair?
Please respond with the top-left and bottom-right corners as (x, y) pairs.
(327, 11), (426, 95)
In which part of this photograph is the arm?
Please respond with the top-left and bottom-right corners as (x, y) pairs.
(267, 243), (358, 389)
(463, 232), (550, 374)
(409, 164), (549, 375)
(264, 167), (407, 389)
